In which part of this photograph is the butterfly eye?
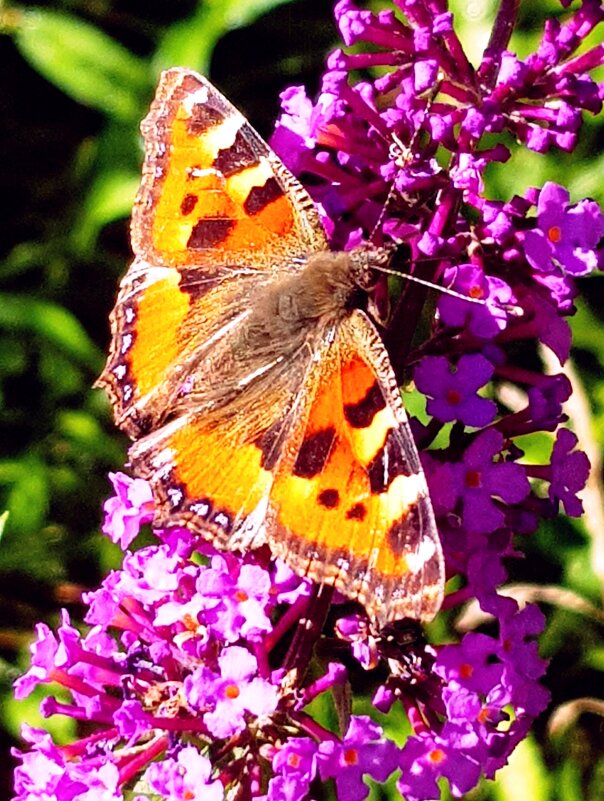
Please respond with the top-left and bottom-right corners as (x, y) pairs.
(349, 246), (391, 291)
(355, 266), (379, 292)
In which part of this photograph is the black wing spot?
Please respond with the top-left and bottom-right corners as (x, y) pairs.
(344, 382), (386, 428)
(346, 502), (367, 521)
(244, 177), (285, 216)
(318, 488), (340, 508)
(187, 218), (235, 249)
(367, 428), (416, 493)
(214, 128), (258, 177)
(181, 193), (198, 215)
(293, 428), (337, 478)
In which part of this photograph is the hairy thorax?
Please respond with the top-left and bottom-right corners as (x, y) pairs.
(243, 250), (375, 348)
(175, 248), (387, 423)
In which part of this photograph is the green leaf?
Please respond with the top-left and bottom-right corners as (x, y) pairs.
(585, 646), (604, 671)
(572, 300), (604, 367)
(0, 511), (9, 540)
(558, 755), (587, 801)
(0, 294), (102, 371)
(1, 241), (52, 280)
(56, 410), (115, 460)
(71, 169), (140, 254)
(15, 9), (149, 121)
(4, 456), (49, 538)
(154, 0), (295, 74)
(4, 686), (76, 744)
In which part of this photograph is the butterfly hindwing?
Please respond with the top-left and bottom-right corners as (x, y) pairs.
(267, 311), (443, 625)
(126, 343), (321, 552)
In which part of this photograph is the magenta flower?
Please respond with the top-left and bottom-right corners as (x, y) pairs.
(102, 471), (154, 548)
(524, 182), (604, 276)
(439, 429), (531, 534)
(436, 263), (514, 339)
(267, 737), (319, 801)
(12, 726), (121, 801)
(145, 746), (224, 801)
(547, 428), (590, 516)
(414, 354), (496, 427)
(317, 717), (400, 801)
(185, 646), (279, 739)
(398, 729), (482, 801)
(195, 554), (274, 642)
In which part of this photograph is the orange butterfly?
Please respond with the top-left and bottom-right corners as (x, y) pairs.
(97, 68), (443, 626)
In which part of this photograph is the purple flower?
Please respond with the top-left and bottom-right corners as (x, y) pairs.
(334, 613), (379, 669)
(12, 727), (70, 801)
(415, 353), (496, 427)
(195, 554), (273, 642)
(185, 646), (279, 739)
(267, 738), (319, 801)
(524, 182), (604, 276)
(102, 471), (154, 548)
(436, 633), (504, 696)
(145, 746), (224, 801)
(460, 430), (530, 532)
(318, 717), (400, 801)
(548, 427), (591, 516)
(437, 263), (514, 339)
(398, 728), (481, 801)
(12, 726), (122, 801)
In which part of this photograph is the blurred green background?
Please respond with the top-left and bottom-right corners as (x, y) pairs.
(0, 1), (602, 799)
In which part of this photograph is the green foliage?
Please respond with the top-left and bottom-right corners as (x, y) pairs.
(155, 0), (295, 74)
(15, 9), (149, 122)
(492, 736), (552, 801)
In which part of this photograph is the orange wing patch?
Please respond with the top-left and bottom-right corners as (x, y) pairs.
(99, 265), (191, 435)
(124, 271), (190, 399)
(129, 414), (273, 552)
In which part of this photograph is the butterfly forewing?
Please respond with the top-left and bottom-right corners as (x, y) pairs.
(133, 68), (327, 267)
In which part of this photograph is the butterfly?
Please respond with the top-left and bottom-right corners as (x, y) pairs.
(97, 68), (444, 627)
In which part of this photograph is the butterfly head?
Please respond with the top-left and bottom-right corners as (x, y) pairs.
(347, 244), (394, 293)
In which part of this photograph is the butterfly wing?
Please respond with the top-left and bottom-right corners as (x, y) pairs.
(132, 68), (326, 267)
(126, 339), (322, 554)
(267, 310), (444, 625)
(97, 68), (327, 437)
(99, 68), (443, 625)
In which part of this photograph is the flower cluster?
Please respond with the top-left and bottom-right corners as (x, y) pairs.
(13, 2), (604, 800)
(12, 474), (551, 801)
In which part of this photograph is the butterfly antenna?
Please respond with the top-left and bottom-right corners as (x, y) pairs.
(369, 180), (399, 243)
(371, 263), (487, 305)
(369, 76), (442, 244)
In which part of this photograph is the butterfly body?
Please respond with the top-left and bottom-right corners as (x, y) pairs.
(98, 68), (444, 626)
